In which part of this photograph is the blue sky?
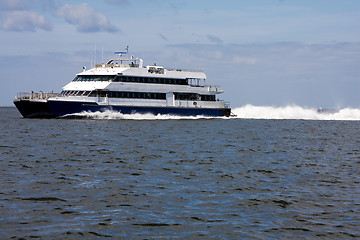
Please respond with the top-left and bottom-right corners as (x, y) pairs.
(1, 0), (360, 108)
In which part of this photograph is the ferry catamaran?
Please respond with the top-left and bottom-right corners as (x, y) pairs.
(14, 49), (231, 118)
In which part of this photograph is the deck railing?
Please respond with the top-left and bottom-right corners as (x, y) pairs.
(224, 101), (231, 109)
(95, 63), (139, 68)
(16, 92), (62, 100)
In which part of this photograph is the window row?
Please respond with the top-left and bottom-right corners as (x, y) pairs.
(107, 91), (166, 99)
(72, 74), (194, 86)
(113, 76), (188, 85)
(61, 90), (216, 101)
(61, 90), (92, 96)
(73, 75), (115, 82)
(174, 92), (215, 101)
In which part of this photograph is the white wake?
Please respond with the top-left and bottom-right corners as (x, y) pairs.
(65, 110), (218, 120)
(63, 105), (360, 121)
(231, 104), (360, 121)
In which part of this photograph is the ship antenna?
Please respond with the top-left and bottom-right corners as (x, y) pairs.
(101, 46), (104, 64)
(114, 46), (130, 59)
(94, 44), (97, 66)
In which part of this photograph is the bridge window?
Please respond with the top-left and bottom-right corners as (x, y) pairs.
(72, 75), (115, 82)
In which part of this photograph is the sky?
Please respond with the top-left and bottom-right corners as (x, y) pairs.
(1, 0), (360, 108)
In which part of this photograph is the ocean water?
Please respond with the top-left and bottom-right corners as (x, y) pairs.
(0, 106), (359, 239)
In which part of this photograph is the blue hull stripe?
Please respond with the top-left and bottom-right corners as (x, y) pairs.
(47, 100), (229, 117)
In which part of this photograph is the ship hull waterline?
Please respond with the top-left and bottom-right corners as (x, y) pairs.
(14, 99), (231, 118)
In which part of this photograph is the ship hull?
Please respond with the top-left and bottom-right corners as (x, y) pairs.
(13, 99), (55, 118)
(15, 99), (231, 118)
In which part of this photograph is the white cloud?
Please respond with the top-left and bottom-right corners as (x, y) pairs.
(55, 3), (119, 33)
(1, 10), (52, 32)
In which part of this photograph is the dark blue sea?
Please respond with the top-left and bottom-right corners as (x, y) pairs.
(1, 106), (359, 239)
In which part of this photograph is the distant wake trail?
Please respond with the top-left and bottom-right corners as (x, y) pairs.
(231, 104), (360, 121)
(64, 105), (360, 121)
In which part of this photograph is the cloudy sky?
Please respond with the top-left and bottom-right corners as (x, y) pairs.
(1, 0), (360, 108)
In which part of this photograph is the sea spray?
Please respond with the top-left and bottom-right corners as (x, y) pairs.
(232, 104), (360, 121)
(65, 110), (219, 120)
(63, 105), (360, 121)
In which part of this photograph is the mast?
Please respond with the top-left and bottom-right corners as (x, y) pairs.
(114, 46), (129, 59)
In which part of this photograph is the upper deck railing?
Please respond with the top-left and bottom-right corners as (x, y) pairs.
(167, 68), (203, 73)
(95, 63), (140, 68)
(94, 49), (144, 69)
(16, 92), (62, 100)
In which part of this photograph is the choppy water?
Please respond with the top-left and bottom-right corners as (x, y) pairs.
(1, 107), (359, 239)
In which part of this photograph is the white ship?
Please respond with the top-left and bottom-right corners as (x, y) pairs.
(14, 49), (231, 118)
